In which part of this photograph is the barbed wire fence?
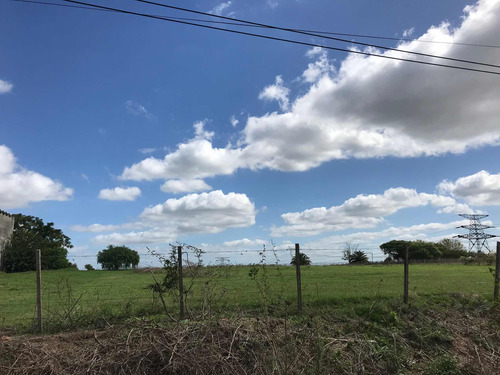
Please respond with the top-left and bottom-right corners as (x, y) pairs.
(1, 242), (498, 333)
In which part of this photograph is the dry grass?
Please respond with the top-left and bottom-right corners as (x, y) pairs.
(1, 295), (499, 375)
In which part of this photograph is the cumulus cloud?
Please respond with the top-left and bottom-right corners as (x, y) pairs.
(121, 0), (500, 181)
(258, 75), (290, 111)
(90, 190), (256, 244)
(272, 187), (456, 237)
(0, 79), (13, 94)
(121, 121), (243, 181)
(161, 179), (212, 194)
(0, 145), (73, 209)
(437, 203), (480, 214)
(125, 100), (156, 121)
(98, 186), (141, 201)
(438, 170), (500, 205)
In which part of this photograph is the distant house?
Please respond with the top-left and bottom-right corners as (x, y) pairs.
(0, 210), (15, 272)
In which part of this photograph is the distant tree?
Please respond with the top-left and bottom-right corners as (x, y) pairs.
(342, 243), (369, 264)
(380, 240), (407, 262)
(342, 242), (368, 263)
(350, 250), (369, 264)
(290, 252), (311, 266)
(436, 238), (469, 259)
(380, 240), (442, 262)
(3, 214), (73, 273)
(84, 264), (95, 271)
(409, 241), (442, 260)
(97, 245), (140, 270)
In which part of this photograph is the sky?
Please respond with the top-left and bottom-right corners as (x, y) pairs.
(1, 0), (500, 269)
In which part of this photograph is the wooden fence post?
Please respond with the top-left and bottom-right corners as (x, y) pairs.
(295, 243), (302, 313)
(494, 242), (499, 302)
(178, 245), (185, 320)
(36, 249), (42, 333)
(404, 245), (409, 304)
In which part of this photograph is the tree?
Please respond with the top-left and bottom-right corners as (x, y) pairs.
(97, 245), (140, 270)
(436, 238), (469, 259)
(380, 240), (442, 262)
(342, 243), (369, 264)
(350, 250), (369, 264)
(84, 264), (95, 271)
(380, 240), (407, 262)
(290, 252), (311, 266)
(3, 214), (73, 273)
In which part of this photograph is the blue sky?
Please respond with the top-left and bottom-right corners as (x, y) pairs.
(1, 0), (499, 268)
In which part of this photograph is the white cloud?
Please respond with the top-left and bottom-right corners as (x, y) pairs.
(161, 179), (212, 194)
(222, 238), (267, 247)
(302, 48), (335, 83)
(402, 27), (415, 38)
(71, 224), (128, 233)
(258, 75), (290, 111)
(438, 170), (500, 206)
(91, 190), (256, 244)
(210, 1), (232, 16)
(125, 100), (156, 121)
(305, 220), (469, 249)
(140, 190), (255, 232)
(437, 203), (479, 214)
(139, 148), (156, 154)
(272, 187), (456, 237)
(267, 0), (279, 9)
(94, 228), (176, 245)
(0, 145), (73, 209)
(121, 0), (500, 181)
(121, 122), (243, 181)
(193, 119), (214, 141)
(230, 115), (239, 127)
(0, 79), (13, 94)
(98, 186), (141, 201)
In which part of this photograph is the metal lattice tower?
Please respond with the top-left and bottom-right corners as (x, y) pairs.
(456, 214), (496, 253)
(215, 257), (230, 266)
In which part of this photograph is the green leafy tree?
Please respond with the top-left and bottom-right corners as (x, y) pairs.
(380, 240), (442, 262)
(97, 245), (140, 270)
(290, 252), (311, 266)
(3, 214), (73, 273)
(380, 240), (408, 262)
(436, 238), (469, 259)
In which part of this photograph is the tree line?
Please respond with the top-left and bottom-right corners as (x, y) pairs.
(2, 214), (139, 273)
(1, 214), (488, 273)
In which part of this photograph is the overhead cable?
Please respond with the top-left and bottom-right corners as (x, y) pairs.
(16, 0), (500, 49)
(46, 0), (500, 76)
(136, 0), (500, 69)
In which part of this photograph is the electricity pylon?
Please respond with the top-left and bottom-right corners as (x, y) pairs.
(456, 214), (496, 253)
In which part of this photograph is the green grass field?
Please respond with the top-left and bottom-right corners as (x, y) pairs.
(0, 263), (495, 331)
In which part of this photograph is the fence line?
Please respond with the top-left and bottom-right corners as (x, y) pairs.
(1, 242), (498, 331)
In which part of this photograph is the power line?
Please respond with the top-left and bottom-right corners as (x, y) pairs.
(18, 0), (500, 76)
(16, 0), (500, 50)
(136, 0), (500, 69)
